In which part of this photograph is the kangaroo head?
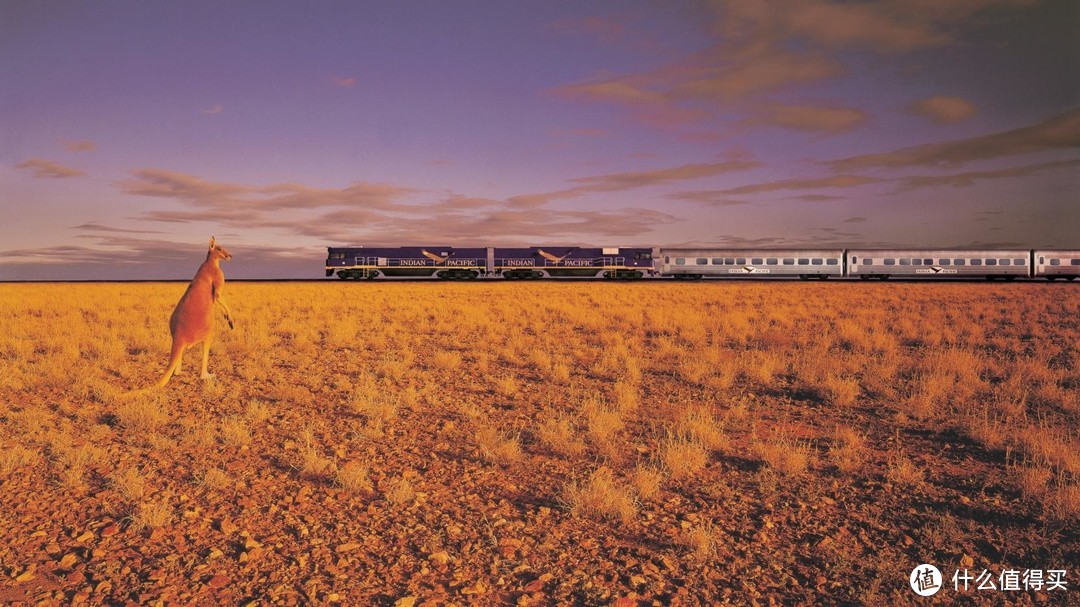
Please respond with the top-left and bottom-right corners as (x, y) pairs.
(208, 237), (233, 261)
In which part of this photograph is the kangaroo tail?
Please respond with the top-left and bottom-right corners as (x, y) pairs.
(153, 338), (185, 388)
(122, 339), (184, 397)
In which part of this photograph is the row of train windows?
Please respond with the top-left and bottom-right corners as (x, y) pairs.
(1042, 258), (1080, 266)
(670, 257), (839, 266)
(858, 258), (1026, 266)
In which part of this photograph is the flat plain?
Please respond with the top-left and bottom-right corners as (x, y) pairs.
(0, 281), (1077, 606)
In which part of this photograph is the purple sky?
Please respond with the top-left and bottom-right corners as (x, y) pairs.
(2, 0), (1077, 279)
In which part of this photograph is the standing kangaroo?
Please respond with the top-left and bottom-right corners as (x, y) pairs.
(129, 237), (234, 393)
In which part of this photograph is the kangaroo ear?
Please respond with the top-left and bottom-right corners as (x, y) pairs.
(209, 236), (216, 248)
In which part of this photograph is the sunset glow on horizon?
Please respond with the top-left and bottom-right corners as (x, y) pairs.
(2, 0), (1077, 279)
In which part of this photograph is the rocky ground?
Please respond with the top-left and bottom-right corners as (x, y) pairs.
(0, 282), (1077, 606)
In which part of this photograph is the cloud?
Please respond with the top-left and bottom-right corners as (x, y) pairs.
(72, 222), (165, 235)
(681, 174), (884, 198)
(893, 159), (1080, 191)
(329, 76), (358, 88)
(907, 96), (978, 124)
(62, 140), (97, 153)
(15, 158), (85, 179)
(740, 103), (869, 133)
(552, 0), (1037, 134)
(827, 107), (1080, 170)
(511, 160), (763, 207)
(203, 104), (224, 115)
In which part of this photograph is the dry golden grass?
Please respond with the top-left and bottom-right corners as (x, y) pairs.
(562, 466), (637, 524)
(1, 281), (1077, 606)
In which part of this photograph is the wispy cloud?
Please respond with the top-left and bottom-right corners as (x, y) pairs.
(740, 103), (869, 134)
(61, 139), (97, 153)
(827, 107), (1080, 170)
(552, 0), (1036, 135)
(329, 75), (358, 88)
(893, 159), (1080, 191)
(906, 96), (978, 124)
(15, 158), (85, 179)
(203, 104), (224, 115)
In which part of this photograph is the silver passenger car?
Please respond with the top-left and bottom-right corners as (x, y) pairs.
(657, 249), (845, 279)
(847, 250), (1031, 280)
(1033, 250), (1080, 280)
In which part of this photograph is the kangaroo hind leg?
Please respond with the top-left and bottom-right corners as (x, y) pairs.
(200, 339), (214, 380)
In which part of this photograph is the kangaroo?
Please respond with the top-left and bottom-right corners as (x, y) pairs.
(127, 237), (234, 394)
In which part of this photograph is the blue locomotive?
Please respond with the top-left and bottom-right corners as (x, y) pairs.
(326, 246), (654, 280)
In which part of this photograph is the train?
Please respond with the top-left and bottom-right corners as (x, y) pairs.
(325, 246), (1080, 281)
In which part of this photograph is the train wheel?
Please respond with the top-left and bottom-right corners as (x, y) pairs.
(860, 275), (871, 280)
(1005, 276), (1016, 281)
(1068, 276), (1077, 281)
(819, 275), (829, 280)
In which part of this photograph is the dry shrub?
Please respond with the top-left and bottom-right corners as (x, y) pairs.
(244, 399), (272, 425)
(1047, 482), (1080, 522)
(53, 443), (105, 489)
(385, 476), (415, 505)
(1012, 463), (1052, 500)
(631, 464), (664, 501)
(494, 374), (519, 398)
(562, 466), (637, 524)
(476, 426), (523, 465)
(679, 521), (720, 562)
(0, 446), (39, 476)
(676, 406), (728, 451)
(433, 350), (462, 371)
(659, 431), (709, 480)
(754, 435), (813, 477)
(614, 379), (639, 412)
(822, 374), (860, 408)
(219, 416), (252, 448)
(585, 398), (624, 454)
(536, 415), (586, 458)
(351, 388), (397, 435)
(886, 451), (923, 487)
(110, 467), (148, 502)
(196, 467), (231, 490)
(336, 461), (372, 494)
(116, 395), (169, 435)
(130, 498), (172, 532)
(830, 426), (866, 474)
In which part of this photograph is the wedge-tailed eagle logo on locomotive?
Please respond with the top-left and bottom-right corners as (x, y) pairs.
(421, 249), (450, 264)
(536, 249), (571, 264)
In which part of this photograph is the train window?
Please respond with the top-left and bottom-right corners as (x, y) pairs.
(712, 258), (724, 265)
(999, 259), (1010, 266)
(725, 257), (736, 265)
(971, 259), (982, 266)
(766, 258), (778, 265)
(1050, 258), (1060, 266)
(826, 259), (838, 265)
(752, 258), (763, 265)
(1072, 259), (1080, 265)
(912, 259), (922, 266)
(736, 258), (746, 265)
(851, 257), (858, 264)
(635, 252), (652, 260)
(329, 252), (345, 260)
(783, 258), (795, 265)
(675, 258), (685, 265)
(696, 258), (708, 265)
(797, 258), (809, 265)
(899, 259), (910, 266)
(939, 259), (950, 265)
(811, 258), (823, 265)
(884, 258), (895, 265)
(923, 259), (932, 265)
(1015, 259), (1026, 266)
(954, 259), (965, 266)
(664, 256), (670, 264)
(986, 259), (997, 266)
